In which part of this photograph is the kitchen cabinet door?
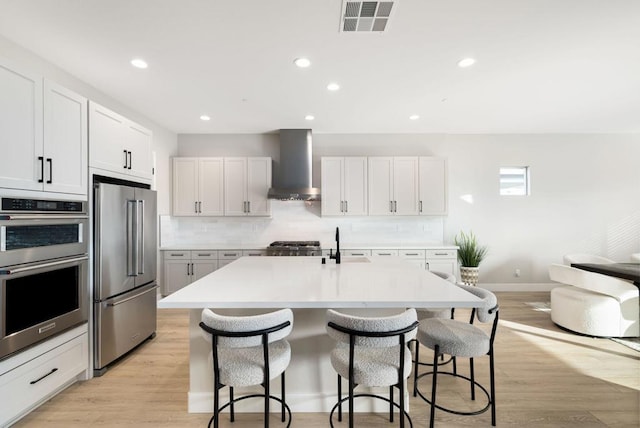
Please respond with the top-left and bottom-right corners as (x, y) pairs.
(343, 157), (368, 216)
(224, 157), (271, 216)
(368, 157), (394, 216)
(172, 158), (199, 216)
(321, 157), (367, 216)
(163, 259), (192, 295)
(43, 80), (87, 196)
(419, 157), (447, 215)
(321, 157), (344, 216)
(393, 157), (419, 215)
(0, 59), (43, 191)
(192, 260), (218, 281)
(199, 158), (224, 216)
(123, 121), (152, 180)
(89, 101), (152, 181)
(246, 157), (271, 216)
(224, 157), (247, 216)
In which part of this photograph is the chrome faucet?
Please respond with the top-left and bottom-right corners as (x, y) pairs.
(329, 227), (341, 264)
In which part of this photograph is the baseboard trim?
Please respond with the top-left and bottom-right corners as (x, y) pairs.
(477, 283), (554, 292)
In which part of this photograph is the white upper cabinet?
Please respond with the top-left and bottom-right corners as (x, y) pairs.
(172, 157), (224, 216)
(321, 157), (367, 216)
(0, 58), (87, 197)
(43, 80), (88, 195)
(368, 157), (419, 216)
(89, 101), (152, 181)
(224, 157), (271, 216)
(418, 157), (447, 215)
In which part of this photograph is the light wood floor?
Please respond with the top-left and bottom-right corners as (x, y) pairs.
(14, 292), (640, 427)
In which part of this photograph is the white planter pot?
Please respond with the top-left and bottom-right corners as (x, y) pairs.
(459, 266), (480, 285)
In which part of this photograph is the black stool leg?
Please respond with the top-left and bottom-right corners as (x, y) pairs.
(490, 350), (496, 426)
(229, 386), (235, 422)
(413, 341), (420, 397)
(281, 372), (286, 422)
(470, 358), (476, 400)
(389, 385), (394, 422)
(430, 344), (440, 428)
(264, 379), (270, 428)
(337, 374), (342, 422)
(399, 380), (405, 428)
(213, 383), (220, 428)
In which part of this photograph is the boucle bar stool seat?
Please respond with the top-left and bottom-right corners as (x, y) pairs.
(326, 308), (419, 428)
(413, 284), (499, 427)
(200, 308), (294, 428)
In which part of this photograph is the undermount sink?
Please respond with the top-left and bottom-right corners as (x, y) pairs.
(341, 257), (371, 263)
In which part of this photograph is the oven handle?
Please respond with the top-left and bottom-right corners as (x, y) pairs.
(0, 255), (88, 275)
(0, 214), (88, 220)
(105, 285), (158, 307)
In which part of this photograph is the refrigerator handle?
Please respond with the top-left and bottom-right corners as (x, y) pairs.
(138, 200), (145, 274)
(127, 200), (138, 276)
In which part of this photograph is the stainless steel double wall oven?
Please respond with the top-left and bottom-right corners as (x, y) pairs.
(0, 197), (88, 360)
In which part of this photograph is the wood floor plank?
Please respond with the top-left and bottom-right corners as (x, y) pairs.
(13, 293), (640, 427)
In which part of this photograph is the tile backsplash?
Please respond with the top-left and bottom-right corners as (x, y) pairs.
(160, 201), (445, 248)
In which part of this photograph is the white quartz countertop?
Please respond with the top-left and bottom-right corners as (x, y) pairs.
(159, 244), (458, 251)
(158, 256), (480, 309)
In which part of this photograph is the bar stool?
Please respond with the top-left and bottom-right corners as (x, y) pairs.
(326, 308), (419, 428)
(413, 285), (499, 427)
(199, 308), (294, 428)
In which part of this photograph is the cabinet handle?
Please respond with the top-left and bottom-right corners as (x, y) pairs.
(394, 201), (398, 212)
(419, 200), (423, 212)
(223, 253), (237, 257)
(389, 201), (393, 213)
(197, 253), (211, 257)
(30, 368), (58, 385)
(37, 156), (44, 183)
(406, 253), (419, 256)
(434, 252), (448, 256)
(170, 253), (184, 257)
(340, 201), (344, 212)
(46, 158), (53, 184)
(127, 151), (132, 170)
(378, 253), (392, 256)
(352, 253), (364, 256)
(345, 201), (348, 213)
(195, 201), (198, 214)
(123, 150), (128, 169)
(198, 201), (202, 213)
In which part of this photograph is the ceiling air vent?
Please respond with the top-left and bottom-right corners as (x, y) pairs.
(341, 1), (395, 33)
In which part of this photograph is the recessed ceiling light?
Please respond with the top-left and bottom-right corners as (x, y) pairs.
(327, 83), (340, 91)
(200, 115), (211, 121)
(305, 115), (315, 121)
(130, 58), (148, 69)
(457, 58), (476, 68)
(294, 57), (311, 68)
(409, 115), (420, 120)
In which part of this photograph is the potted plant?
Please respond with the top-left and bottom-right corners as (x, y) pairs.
(454, 230), (488, 285)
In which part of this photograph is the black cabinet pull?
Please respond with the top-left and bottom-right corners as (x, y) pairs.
(30, 367), (58, 385)
(127, 151), (132, 169)
(46, 158), (52, 184)
(38, 156), (44, 183)
(123, 150), (128, 169)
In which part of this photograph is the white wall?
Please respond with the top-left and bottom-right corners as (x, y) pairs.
(0, 35), (179, 215)
(174, 132), (640, 284)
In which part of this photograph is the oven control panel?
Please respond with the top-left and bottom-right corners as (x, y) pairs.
(1, 198), (84, 212)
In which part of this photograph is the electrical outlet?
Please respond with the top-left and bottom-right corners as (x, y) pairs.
(514, 269), (521, 277)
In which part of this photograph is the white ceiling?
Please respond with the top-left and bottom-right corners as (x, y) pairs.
(1, 0), (639, 134)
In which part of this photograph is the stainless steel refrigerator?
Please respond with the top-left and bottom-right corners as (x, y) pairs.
(93, 181), (158, 375)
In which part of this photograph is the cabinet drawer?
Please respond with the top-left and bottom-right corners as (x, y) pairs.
(400, 249), (426, 258)
(372, 249), (399, 256)
(192, 251), (218, 260)
(242, 250), (266, 257)
(163, 251), (191, 260)
(219, 251), (242, 260)
(0, 332), (88, 426)
(343, 249), (371, 257)
(425, 249), (457, 259)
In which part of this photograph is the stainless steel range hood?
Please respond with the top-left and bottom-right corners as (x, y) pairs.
(267, 129), (321, 201)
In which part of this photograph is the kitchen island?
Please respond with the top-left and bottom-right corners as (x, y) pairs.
(158, 256), (482, 413)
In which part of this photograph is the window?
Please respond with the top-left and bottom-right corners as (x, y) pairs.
(500, 167), (529, 196)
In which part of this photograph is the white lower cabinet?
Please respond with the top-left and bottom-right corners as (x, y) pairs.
(400, 249), (427, 270)
(425, 249), (457, 276)
(163, 251), (218, 295)
(0, 324), (88, 427)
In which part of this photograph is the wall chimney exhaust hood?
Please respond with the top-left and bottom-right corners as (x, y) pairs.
(267, 129), (321, 201)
